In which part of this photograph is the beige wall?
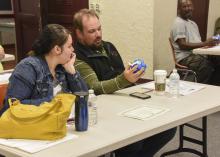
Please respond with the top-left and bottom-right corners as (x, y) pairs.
(154, 0), (177, 74)
(89, 0), (154, 78)
(89, 0), (220, 78)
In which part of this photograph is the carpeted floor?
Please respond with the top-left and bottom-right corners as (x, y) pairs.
(155, 112), (220, 157)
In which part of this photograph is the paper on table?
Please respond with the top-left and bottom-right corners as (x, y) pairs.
(0, 72), (11, 83)
(193, 44), (220, 55)
(178, 82), (205, 95)
(0, 133), (78, 153)
(204, 45), (220, 50)
(141, 81), (205, 96)
(120, 105), (170, 121)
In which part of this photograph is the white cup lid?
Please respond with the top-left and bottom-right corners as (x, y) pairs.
(154, 70), (167, 75)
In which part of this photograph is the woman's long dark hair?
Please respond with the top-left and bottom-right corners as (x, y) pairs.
(30, 24), (71, 56)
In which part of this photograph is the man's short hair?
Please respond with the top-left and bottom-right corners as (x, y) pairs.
(178, 0), (192, 8)
(73, 9), (99, 32)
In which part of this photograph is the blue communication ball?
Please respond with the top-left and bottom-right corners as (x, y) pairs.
(130, 59), (147, 73)
(212, 34), (220, 40)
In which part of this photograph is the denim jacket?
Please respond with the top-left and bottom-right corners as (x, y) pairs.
(0, 56), (88, 116)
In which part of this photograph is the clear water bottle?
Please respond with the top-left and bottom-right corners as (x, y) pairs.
(88, 89), (97, 126)
(169, 69), (180, 98)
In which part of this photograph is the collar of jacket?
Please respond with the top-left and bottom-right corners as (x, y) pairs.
(75, 41), (108, 58)
(37, 56), (66, 79)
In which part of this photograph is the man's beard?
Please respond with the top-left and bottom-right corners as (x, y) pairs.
(185, 11), (193, 19)
(90, 39), (103, 51)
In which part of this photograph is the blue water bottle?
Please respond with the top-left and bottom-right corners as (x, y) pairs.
(74, 91), (89, 131)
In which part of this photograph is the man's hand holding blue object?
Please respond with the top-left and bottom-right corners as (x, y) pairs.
(212, 34), (220, 45)
(212, 34), (220, 41)
(124, 59), (146, 83)
(130, 59), (147, 73)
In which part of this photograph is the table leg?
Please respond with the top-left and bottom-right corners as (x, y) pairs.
(160, 116), (208, 157)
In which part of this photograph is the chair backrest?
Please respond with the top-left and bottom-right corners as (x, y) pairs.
(168, 37), (188, 69)
(0, 83), (8, 110)
(168, 38), (197, 82)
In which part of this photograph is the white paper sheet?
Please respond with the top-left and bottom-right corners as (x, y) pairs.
(178, 82), (205, 95)
(0, 72), (11, 83)
(141, 81), (205, 96)
(207, 45), (220, 50)
(0, 133), (78, 153)
(193, 44), (220, 55)
(120, 105), (170, 121)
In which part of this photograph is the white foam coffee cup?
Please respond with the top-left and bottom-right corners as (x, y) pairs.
(154, 70), (167, 95)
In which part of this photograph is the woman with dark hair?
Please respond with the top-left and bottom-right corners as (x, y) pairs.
(0, 24), (87, 116)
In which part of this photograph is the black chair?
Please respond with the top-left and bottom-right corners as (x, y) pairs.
(160, 38), (208, 157)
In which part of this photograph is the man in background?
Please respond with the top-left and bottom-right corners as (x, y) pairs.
(170, 0), (220, 84)
(73, 8), (176, 157)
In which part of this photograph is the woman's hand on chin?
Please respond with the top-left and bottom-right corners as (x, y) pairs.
(62, 54), (76, 74)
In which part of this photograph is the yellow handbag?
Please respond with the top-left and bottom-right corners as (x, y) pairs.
(0, 93), (75, 140)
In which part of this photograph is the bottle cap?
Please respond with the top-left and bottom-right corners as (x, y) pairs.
(74, 91), (88, 96)
(154, 70), (167, 76)
(173, 69), (177, 73)
(89, 89), (94, 94)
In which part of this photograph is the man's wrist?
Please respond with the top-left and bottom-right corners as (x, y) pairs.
(66, 71), (79, 80)
(118, 73), (132, 87)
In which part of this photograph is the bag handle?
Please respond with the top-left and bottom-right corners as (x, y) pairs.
(8, 98), (62, 120)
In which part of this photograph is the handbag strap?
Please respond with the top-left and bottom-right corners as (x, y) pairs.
(8, 98), (62, 120)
